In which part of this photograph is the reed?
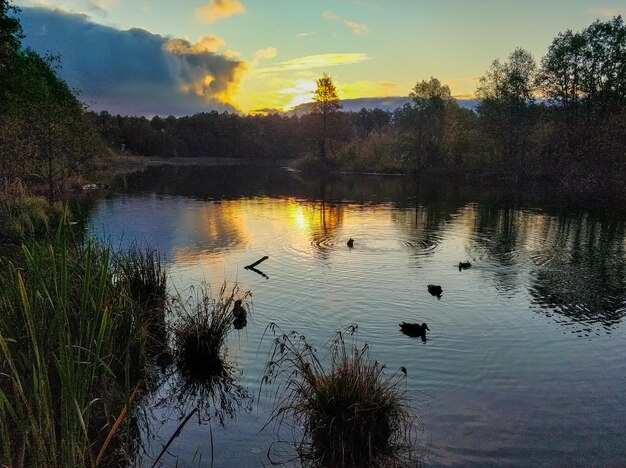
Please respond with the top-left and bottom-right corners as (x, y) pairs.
(171, 283), (251, 377)
(261, 324), (421, 468)
(0, 230), (168, 467)
(115, 245), (167, 314)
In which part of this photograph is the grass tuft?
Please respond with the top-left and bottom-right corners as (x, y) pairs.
(262, 323), (421, 468)
(172, 283), (251, 377)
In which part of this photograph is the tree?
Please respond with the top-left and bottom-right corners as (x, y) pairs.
(476, 48), (537, 175)
(0, 0), (23, 108)
(538, 16), (626, 161)
(396, 77), (455, 170)
(0, 15), (103, 202)
(312, 73), (342, 162)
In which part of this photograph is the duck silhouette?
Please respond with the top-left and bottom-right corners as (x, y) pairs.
(347, 238), (354, 248)
(458, 261), (471, 271)
(427, 284), (442, 298)
(399, 322), (430, 341)
(232, 299), (247, 330)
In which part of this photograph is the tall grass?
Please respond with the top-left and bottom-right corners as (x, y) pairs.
(261, 324), (421, 468)
(0, 194), (68, 242)
(0, 230), (168, 467)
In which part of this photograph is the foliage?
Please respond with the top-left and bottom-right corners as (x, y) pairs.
(395, 78), (461, 171)
(0, 6), (103, 203)
(313, 73), (343, 162)
(0, 0), (23, 107)
(476, 48), (537, 176)
(261, 324), (420, 468)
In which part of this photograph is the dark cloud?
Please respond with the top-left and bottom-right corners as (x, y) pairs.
(17, 7), (245, 116)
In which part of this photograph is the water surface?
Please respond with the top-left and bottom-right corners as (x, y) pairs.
(89, 166), (626, 467)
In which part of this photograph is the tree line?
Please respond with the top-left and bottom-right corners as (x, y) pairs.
(2, 0), (626, 202)
(95, 16), (626, 186)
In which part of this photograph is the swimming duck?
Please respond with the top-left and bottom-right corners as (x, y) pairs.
(427, 284), (443, 298)
(232, 299), (247, 329)
(458, 261), (471, 271)
(347, 238), (354, 248)
(399, 322), (430, 340)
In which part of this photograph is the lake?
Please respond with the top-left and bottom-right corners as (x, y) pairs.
(87, 165), (626, 467)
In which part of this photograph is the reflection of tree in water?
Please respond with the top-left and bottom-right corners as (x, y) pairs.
(302, 180), (345, 260)
(135, 355), (251, 466)
(159, 359), (251, 424)
(308, 200), (344, 260)
(392, 206), (448, 257)
(528, 214), (626, 333)
(469, 206), (527, 292)
(468, 205), (626, 331)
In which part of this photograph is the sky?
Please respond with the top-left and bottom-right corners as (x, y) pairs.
(13, 0), (626, 116)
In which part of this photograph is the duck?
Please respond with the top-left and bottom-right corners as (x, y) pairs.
(458, 261), (471, 271)
(427, 284), (443, 298)
(347, 238), (354, 248)
(232, 299), (247, 329)
(399, 322), (430, 340)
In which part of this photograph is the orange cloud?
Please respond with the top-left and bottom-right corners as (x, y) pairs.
(197, 0), (245, 23)
(164, 34), (226, 54)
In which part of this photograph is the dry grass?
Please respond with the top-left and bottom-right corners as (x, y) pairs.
(261, 324), (422, 468)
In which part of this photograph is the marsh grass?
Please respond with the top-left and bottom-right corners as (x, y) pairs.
(171, 283), (251, 377)
(114, 245), (168, 362)
(115, 245), (167, 314)
(0, 229), (169, 467)
(0, 194), (68, 242)
(261, 324), (421, 468)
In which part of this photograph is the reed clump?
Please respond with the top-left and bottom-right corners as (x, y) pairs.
(0, 230), (169, 467)
(262, 324), (420, 468)
(172, 284), (251, 377)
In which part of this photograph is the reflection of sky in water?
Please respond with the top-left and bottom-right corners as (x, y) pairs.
(88, 194), (626, 467)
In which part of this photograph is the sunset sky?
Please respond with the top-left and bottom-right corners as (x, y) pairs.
(14, 0), (626, 115)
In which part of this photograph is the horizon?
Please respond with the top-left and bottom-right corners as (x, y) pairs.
(13, 0), (625, 116)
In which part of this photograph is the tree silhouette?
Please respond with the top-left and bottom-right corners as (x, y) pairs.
(313, 73), (342, 162)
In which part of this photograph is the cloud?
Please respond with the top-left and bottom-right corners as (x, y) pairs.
(196, 0), (245, 23)
(322, 10), (338, 21)
(18, 7), (246, 115)
(254, 47), (277, 60)
(164, 35), (226, 54)
(337, 80), (400, 99)
(255, 53), (369, 74)
(344, 20), (369, 35)
(322, 9), (370, 36)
